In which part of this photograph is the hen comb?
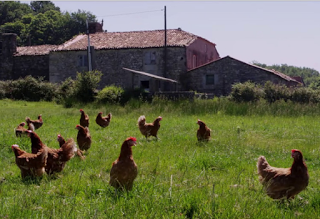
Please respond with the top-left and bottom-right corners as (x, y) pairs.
(80, 109), (83, 112)
(11, 144), (19, 148)
(127, 137), (137, 142)
(57, 134), (61, 137)
(291, 149), (298, 153)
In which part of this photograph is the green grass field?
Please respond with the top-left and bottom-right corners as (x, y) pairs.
(0, 98), (319, 218)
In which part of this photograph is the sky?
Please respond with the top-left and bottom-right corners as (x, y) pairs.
(23, 1), (320, 72)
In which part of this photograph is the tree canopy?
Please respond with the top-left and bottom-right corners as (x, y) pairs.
(0, 1), (97, 46)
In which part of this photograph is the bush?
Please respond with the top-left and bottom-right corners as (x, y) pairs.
(263, 81), (290, 103)
(121, 88), (151, 105)
(3, 76), (57, 101)
(55, 77), (76, 105)
(95, 85), (124, 104)
(229, 81), (264, 102)
(74, 70), (102, 103)
(289, 87), (315, 104)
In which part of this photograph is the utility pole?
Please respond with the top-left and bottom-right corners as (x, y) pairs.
(86, 19), (92, 71)
(164, 5), (167, 90)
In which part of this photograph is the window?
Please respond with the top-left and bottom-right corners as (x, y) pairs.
(144, 52), (156, 65)
(78, 55), (88, 67)
(206, 75), (215, 85)
(140, 80), (150, 92)
(193, 55), (197, 68)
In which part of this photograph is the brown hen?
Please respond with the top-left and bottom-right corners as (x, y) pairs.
(44, 134), (78, 175)
(57, 134), (85, 160)
(95, 112), (112, 128)
(12, 144), (48, 179)
(80, 109), (89, 127)
(76, 125), (92, 151)
(25, 114), (43, 131)
(109, 137), (138, 191)
(197, 119), (211, 141)
(138, 115), (162, 140)
(15, 122), (28, 137)
(257, 149), (309, 200)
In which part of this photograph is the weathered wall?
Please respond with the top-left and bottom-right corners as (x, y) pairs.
(186, 38), (220, 70)
(12, 55), (49, 80)
(186, 56), (299, 96)
(49, 47), (187, 92)
(0, 33), (17, 80)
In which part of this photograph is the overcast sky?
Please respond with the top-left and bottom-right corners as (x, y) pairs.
(26, 1), (320, 72)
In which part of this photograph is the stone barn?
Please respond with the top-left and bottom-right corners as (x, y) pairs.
(48, 28), (220, 92)
(185, 56), (302, 96)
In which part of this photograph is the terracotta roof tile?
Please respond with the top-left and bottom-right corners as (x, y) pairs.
(54, 29), (206, 51)
(15, 45), (57, 56)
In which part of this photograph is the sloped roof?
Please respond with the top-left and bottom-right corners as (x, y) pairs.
(13, 28), (216, 55)
(188, 56), (301, 84)
(54, 29), (208, 51)
(15, 45), (57, 56)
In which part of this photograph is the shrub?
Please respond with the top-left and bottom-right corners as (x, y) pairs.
(55, 77), (76, 105)
(95, 85), (124, 104)
(289, 87), (315, 104)
(3, 76), (57, 101)
(263, 81), (290, 103)
(74, 70), (102, 103)
(121, 88), (151, 105)
(229, 81), (263, 102)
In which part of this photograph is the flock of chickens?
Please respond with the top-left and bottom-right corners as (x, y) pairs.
(12, 110), (309, 200)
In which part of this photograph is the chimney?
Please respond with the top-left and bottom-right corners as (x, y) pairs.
(1, 33), (17, 56)
(88, 21), (104, 34)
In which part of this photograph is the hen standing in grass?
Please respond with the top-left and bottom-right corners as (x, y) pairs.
(257, 149), (309, 200)
(57, 134), (85, 160)
(75, 125), (92, 152)
(25, 114), (43, 131)
(79, 109), (89, 128)
(138, 115), (162, 140)
(12, 129), (48, 179)
(95, 112), (112, 128)
(44, 134), (78, 175)
(197, 119), (211, 141)
(109, 137), (138, 191)
(12, 144), (48, 179)
(15, 122), (28, 137)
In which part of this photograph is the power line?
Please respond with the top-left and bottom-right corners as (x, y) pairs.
(96, 9), (163, 18)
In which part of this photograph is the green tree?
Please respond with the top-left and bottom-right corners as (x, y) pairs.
(0, 1), (98, 46)
(30, 1), (60, 14)
(0, 1), (32, 26)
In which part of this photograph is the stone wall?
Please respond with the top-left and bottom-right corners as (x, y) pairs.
(49, 47), (187, 92)
(186, 56), (299, 96)
(12, 55), (49, 80)
(0, 33), (17, 80)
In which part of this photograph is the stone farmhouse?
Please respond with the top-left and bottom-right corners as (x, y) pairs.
(0, 24), (302, 96)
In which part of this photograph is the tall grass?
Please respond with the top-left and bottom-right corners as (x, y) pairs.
(0, 99), (319, 218)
